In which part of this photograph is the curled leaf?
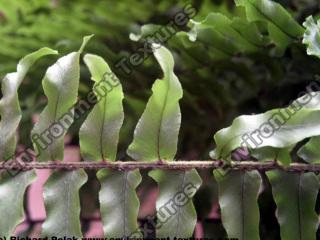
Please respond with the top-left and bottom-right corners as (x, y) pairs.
(80, 54), (124, 161)
(0, 171), (37, 237)
(212, 91), (320, 160)
(0, 48), (58, 161)
(31, 35), (93, 161)
(127, 45), (183, 161)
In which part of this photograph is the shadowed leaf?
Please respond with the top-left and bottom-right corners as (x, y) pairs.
(235, 0), (304, 52)
(0, 171), (37, 237)
(41, 170), (88, 237)
(267, 171), (319, 240)
(298, 136), (320, 164)
(213, 170), (261, 240)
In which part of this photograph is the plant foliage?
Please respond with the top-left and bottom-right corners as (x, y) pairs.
(0, 0), (320, 239)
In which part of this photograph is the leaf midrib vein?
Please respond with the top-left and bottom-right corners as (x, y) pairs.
(174, 171), (186, 237)
(297, 174), (302, 240)
(48, 61), (63, 162)
(63, 172), (72, 236)
(122, 171), (129, 237)
(156, 75), (171, 160)
(241, 172), (245, 240)
(99, 97), (107, 160)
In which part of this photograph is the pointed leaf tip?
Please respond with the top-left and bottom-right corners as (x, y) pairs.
(127, 46), (183, 161)
(79, 35), (94, 54)
(83, 53), (112, 82)
(152, 44), (175, 74)
(0, 47), (58, 161)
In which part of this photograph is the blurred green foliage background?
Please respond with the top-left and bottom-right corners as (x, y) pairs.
(0, 0), (319, 159)
(1, 0), (320, 238)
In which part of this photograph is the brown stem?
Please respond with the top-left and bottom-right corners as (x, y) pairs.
(1, 160), (320, 172)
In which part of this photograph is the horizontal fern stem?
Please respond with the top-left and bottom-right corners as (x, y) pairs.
(1, 160), (320, 172)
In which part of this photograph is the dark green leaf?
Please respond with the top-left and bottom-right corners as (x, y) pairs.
(235, 0), (304, 51)
(213, 170), (261, 240)
(267, 171), (319, 240)
(298, 136), (320, 164)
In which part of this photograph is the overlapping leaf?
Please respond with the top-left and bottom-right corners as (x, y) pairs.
(298, 136), (320, 163)
(235, 0), (304, 52)
(211, 91), (320, 160)
(149, 169), (202, 238)
(251, 146), (294, 165)
(127, 45), (183, 161)
(213, 170), (261, 240)
(31, 35), (93, 162)
(41, 170), (87, 237)
(267, 171), (319, 240)
(0, 48), (57, 161)
(0, 171), (37, 237)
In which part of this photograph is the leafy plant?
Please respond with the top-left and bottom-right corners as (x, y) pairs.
(0, 0), (320, 239)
